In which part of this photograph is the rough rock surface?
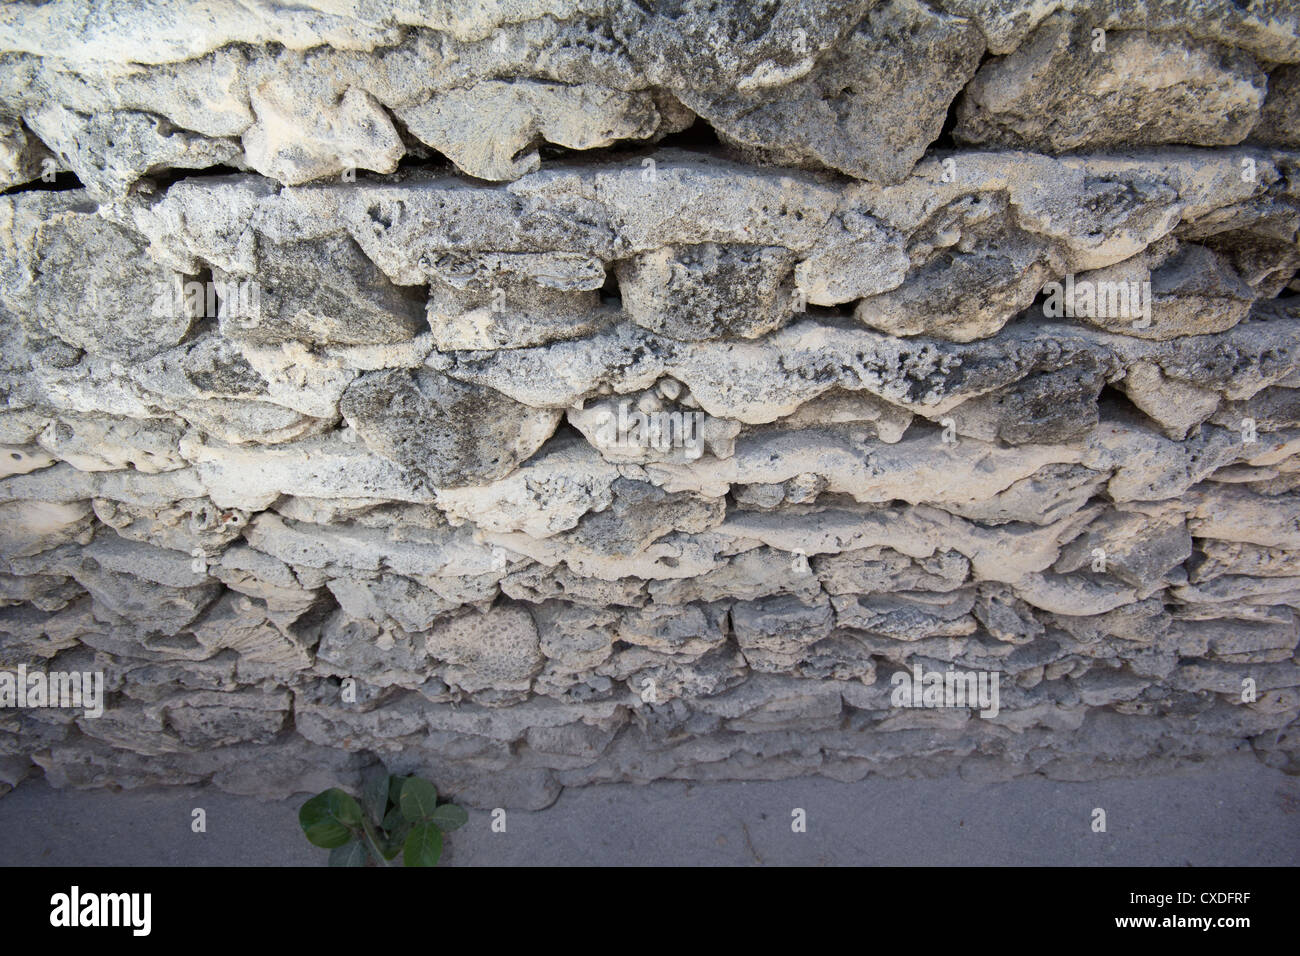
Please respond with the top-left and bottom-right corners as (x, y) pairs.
(0, 0), (1298, 809)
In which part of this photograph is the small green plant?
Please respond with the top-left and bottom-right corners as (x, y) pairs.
(298, 770), (467, 866)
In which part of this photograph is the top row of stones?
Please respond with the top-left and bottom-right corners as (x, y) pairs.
(0, 0), (1296, 193)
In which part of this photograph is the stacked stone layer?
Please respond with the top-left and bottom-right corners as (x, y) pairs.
(0, 0), (1298, 807)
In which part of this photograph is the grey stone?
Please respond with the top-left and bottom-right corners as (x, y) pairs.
(340, 368), (560, 486)
(956, 15), (1268, 151)
(617, 243), (799, 340)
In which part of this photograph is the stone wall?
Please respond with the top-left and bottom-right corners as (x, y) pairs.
(0, 0), (1297, 808)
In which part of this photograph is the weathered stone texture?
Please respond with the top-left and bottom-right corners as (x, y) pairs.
(0, 0), (1297, 807)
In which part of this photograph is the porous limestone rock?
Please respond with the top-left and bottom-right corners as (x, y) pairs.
(955, 15), (1269, 152)
(339, 368), (561, 486)
(0, 0), (1296, 810)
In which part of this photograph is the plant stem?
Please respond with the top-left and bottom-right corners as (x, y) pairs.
(359, 817), (392, 867)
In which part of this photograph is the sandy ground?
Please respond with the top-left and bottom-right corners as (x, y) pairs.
(2, 752), (1297, 866)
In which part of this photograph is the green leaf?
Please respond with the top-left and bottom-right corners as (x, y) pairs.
(382, 825), (408, 861)
(403, 822), (443, 867)
(387, 775), (410, 805)
(329, 841), (369, 867)
(428, 803), (469, 831)
(299, 788), (364, 849)
(361, 769), (391, 823)
(399, 777), (439, 823)
(382, 805), (405, 833)
(332, 789), (364, 826)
